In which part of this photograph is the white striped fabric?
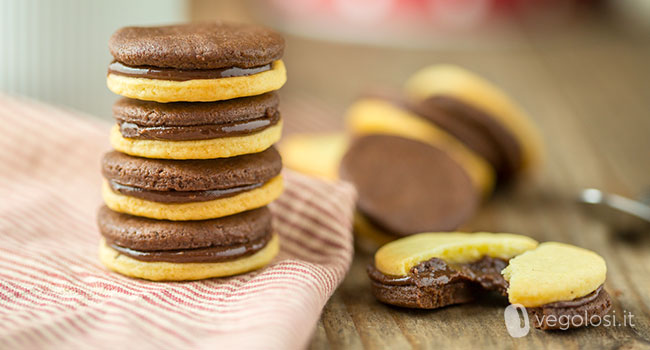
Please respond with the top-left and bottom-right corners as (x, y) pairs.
(0, 94), (357, 350)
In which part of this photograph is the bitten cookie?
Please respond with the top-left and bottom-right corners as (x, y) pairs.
(101, 147), (283, 220)
(369, 232), (538, 309)
(340, 134), (480, 245)
(110, 93), (282, 159)
(107, 22), (287, 102)
(369, 233), (612, 331)
(98, 206), (278, 280)
(404, 64), (544, 177)
(502, 242), (611, 330)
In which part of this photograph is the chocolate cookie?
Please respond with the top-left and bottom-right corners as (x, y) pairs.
(414, 95), (522, 177)
(113, 93), (280, 141)
(109, 22), (284, 70)
(97, 205), (272, 252)
(114, 92), (279, 127)
(101, 147), (282, 193)
(340, 134), (478, 237)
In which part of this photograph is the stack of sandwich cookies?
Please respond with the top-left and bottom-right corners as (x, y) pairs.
(369, 233), (612, 330)
(99, 22), (287, 281)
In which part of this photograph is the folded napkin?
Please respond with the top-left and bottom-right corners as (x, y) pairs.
(0, 94), (356, 350)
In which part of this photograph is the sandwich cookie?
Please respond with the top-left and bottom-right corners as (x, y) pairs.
(340, 135), (480, 247)
(98, 206), (279, 281)
(279, 133), (348, 181)
(405, 64), (544, 177)
(369, 233), (612, 330)
(369, 233), (538, 309)
(111, 92), (282, 159)
(503, 242), (611, 330)
(107, 22), (286, 102)
(101, 147), (283, 221)
(346, 95), (494, 194)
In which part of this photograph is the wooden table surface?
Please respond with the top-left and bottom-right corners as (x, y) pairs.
(271, 15), (650, 350)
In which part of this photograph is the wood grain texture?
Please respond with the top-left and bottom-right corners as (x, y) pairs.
(278, 18), (650, 350)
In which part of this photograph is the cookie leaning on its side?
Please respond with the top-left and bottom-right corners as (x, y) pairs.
(281, 65), (544, 252)
(346, 94), (495, 194)
(339, 134), (480, 250)
(405, 64), (544, 178)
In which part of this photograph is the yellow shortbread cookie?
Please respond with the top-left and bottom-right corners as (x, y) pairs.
(102, 175), (284, 221)
(404, 64), (544, 172)
(106, 60), (287, 102)
(279, 133), (348, 180)
(99, 234), (279, 281)
(502, 242), (607, 307)
(109, 121), (282, 160)
(375, 232), (538, 276)
(346, 98), (495, 195)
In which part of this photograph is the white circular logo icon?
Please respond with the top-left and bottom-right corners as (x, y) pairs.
(504, 304), (530, 338)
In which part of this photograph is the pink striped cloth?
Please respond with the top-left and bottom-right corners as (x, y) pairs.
(0, 94), (356, 350)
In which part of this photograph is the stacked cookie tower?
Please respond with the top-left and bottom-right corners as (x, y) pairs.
(97, 22), (287, 281)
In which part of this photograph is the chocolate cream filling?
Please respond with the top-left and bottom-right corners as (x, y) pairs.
(106, 231), (272, 263)
(108, 60), (272, 81)
(108, 179), (266, 204)
(527, 286), (611, 330)
(368, 256), (509, 296)
(118, 111), (280, 141)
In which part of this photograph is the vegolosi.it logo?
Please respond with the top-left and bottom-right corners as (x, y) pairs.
(504, 304), (635, 337)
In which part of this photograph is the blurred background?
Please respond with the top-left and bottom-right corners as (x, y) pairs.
(1, 0), (649, 197)
(1, 0), (649, 120)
